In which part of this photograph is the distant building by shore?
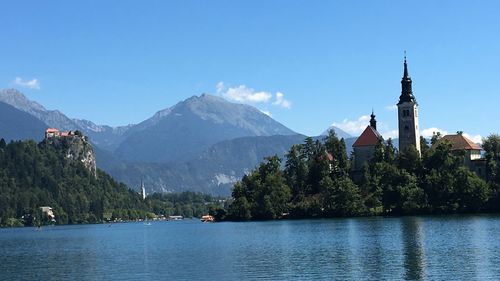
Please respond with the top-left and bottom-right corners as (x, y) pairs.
(434, 133), (486, 178)
(40, 206), (56, 223)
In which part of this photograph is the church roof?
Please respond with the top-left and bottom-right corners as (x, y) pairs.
(398, 57), (416, 104)
(352, 126), (383, 147)
(46, 128), (59, 133)
(435, 134), (482, 150)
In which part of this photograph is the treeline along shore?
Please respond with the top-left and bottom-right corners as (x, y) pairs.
(1, 132), (499, 227)
(210, 132), (500, 221)
(0, 138), (222, 227)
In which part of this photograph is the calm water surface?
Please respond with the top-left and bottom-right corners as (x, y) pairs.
(1, 216), (500, 280)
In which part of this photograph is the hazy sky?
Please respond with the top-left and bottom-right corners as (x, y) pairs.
(1, 1), (499, 142)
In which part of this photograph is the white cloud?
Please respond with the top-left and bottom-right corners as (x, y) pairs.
(216, 81), (225, 93)
(381, 130), (398, 139)
(420, 127), (449, 139)
(385, 105), (397, 111)
(332, 115), (371, 135)
(463, 133), (482, 144)
(333, 115), (397, 138)
(273, 92), (291, 109)
(219, 83), (272, 103)
(216, 81), (291, 109)
(260, 110), (272, 117)
(13, 77), (40, 89)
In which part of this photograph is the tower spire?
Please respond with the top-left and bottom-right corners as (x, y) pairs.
(403, 50), (409, 78)
(369, 109), (377, 130)
(140, 179), (146, 200)
(398, 52), (415, 105)
(397, 52), (421, 155)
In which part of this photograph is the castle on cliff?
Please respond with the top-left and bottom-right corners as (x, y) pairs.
(44, 128), (96, 176)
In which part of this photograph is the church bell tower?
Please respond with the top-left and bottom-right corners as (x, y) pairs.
(397, 55), (421, 154)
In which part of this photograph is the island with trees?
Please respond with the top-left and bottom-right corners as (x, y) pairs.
(213, 132), (500, 221)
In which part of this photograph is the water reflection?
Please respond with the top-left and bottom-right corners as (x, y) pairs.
(2, 217), (500, 280)
(401, 217), (427, 281)
(351, 218), (385, 280)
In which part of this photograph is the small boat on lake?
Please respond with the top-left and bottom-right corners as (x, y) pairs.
(168, 215), (183, 221)
(200, 215), (214, 223)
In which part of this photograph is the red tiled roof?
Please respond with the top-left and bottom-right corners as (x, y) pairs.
(352, 126), (383, 147)
(326, 152), (333, 162)
(46, 128), (59, 133)
(318, 152), (334, 162)
(436, 134), (482, 150)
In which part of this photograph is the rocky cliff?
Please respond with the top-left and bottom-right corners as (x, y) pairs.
(44, 132), (97, 176)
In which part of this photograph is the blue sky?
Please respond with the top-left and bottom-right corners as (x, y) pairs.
(1, 1), (499, 142)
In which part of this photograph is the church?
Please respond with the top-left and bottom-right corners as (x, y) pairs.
(351, 56), (485, 178)
(351, 56), (421, 176)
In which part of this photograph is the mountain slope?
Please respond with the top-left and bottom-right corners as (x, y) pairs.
(114, 94), (296, 163)
(98, 134), (359, 196)
(321, 125), (352, 139)
(1, 89), (336, 196)
(0, 89), (131, 150)
(0, 89), (79, 131)
(0, 101), (48, 142)
(100, 134), (307, 196)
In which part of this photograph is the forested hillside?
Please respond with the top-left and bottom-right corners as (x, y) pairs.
(0, 138), (221, 227)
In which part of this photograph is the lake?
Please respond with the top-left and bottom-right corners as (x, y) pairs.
(1, 215), (500, 280)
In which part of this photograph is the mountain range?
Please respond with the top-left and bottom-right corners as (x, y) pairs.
(0, 101), (47, 142)
(113, 94), (297, 163)
(0, 88), (356, 195)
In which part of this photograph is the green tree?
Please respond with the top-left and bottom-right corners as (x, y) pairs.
(324, 130), (349, 176)
(227, 156), (291, 220)
(454, 167), (490, 212)
(284, 144), (308, 199)
(322, 176), (362, 216)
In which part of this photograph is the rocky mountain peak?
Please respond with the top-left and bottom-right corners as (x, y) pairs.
(0, 88), (46, 113)
(321, 125), (353, 139)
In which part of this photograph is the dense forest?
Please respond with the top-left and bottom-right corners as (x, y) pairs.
(215, 132), (500, 221)
(0, 138), (221, 227)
